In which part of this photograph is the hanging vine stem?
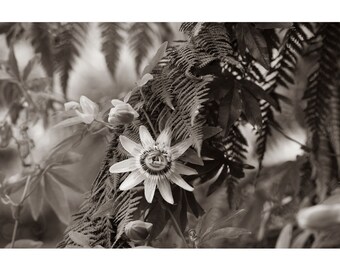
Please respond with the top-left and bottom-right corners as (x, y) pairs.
(10, 175), (31, 248)
(158, 199), (189, 248)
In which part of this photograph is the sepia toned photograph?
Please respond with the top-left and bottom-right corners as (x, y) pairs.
(0, 21), (340, 250)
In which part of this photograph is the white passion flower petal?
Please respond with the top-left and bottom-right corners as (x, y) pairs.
(119, 170), (145, 190)
(75, 111), (95, 124)
(111, 99), (125, 106)
(157, 178), (174, 204)
(170, 138), (193, 160)
(109, 158), (139, 173)
(79, 95), (99, 115)
(174, 162), (198, 176)
(144, 179), (157, 203)
(119, 136), (143, 156)
(171, 173), (194, 191)
(139, 125), (155, 149)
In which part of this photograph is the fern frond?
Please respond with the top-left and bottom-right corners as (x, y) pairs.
(303, 23), (340, 149)
(179, 22), (198, 34)
(58, 132), (140, 248)
(30, 23), (54, 78)
(167, 73), (214, 153)
(266, 23), (313, 91)
(54, 22), (88, 97)
(99, 23), (124, 79)
(112, 191), (142, 246)
(193, 23), (234, 65)
(128, 23), (155, 74)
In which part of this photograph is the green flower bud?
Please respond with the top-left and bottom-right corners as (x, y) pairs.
(124, 220), (153, 242)
(297, 204), (340, 230)
(108, 99), (139, 125)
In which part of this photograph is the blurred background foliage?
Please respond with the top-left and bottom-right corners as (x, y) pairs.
(0, 22), (326, 248)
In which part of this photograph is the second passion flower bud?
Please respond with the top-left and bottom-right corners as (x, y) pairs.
(124, 220), (153, 242)
(108, 99), (139, 125)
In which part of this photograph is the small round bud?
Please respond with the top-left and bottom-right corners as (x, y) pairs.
(124, 220), (153, 242)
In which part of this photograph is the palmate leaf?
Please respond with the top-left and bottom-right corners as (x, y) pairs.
(28, 177), (44, 221)
(99, 22), (124, 79)
(54, 23), (88, 97)
(235, 23), (270, 69)
(44, 172), (71, 225)
(30, 23), (54, 78)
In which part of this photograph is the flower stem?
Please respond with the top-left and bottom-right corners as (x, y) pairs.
(165, 206), (189, 248)
(10, 220), (19, 248)
(9, 176), (31, 248)
(141, 108), (157, 137)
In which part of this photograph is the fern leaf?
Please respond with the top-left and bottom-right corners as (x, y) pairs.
(128, 23), (155, 74)
(303, 23), (340, 149)
(266, 23), (313, 91)
(99, 23), (124, 79)
(54, 22), (88, 97)
(30, 23), (54, 78)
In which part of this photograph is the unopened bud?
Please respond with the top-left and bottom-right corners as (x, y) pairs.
(64, 101), (80, 111)
(0, 121), (12, 148)
(108, 100), (139, 125)
(296, 204), (340, 230)
(124, 220), (153, 242)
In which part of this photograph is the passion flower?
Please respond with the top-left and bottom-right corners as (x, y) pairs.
(109, 125), (196, 204)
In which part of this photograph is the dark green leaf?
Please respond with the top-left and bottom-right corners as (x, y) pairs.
(44, 173), (71, 225)
(240, 24), (270, 69)
(241, 79), (279, 110)
(235, 24), (246, 56)
(218, 88), (242, 131)
(207, 166), (227, 196)
(202, 126), (222, 140)
(185, 191), (204, 218)
(240, 88), (263, 128)
(180, 148), (204, 166)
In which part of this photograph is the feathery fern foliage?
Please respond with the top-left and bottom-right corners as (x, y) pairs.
(54, 23), (88, 97)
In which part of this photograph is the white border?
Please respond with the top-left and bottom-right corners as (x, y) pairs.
(0, 249), (338, 270)
(1, 0), (340, 21)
